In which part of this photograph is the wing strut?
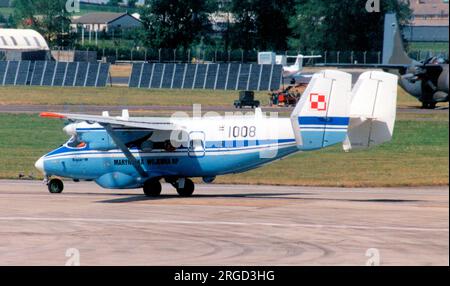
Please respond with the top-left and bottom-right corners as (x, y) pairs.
(103, 124), (148, 179)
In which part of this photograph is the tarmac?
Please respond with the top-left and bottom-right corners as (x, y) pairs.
(0, 180), (447, 266)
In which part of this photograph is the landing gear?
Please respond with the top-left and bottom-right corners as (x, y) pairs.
(175, 178), (195, 197)
(421, 101), (437, 109)
(47, 178), (64, 194)
(143, 179), (162, 197)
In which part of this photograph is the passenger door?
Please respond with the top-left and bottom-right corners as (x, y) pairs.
(188, 131), (206, 158)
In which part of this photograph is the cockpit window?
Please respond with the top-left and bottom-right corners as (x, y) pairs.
(66, 136), (86, 149)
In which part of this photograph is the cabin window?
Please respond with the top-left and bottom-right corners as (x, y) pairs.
(0, 36), (7, 46)
(23, 37), (31, 46)
(9, 36), (18, 46)
(33, 37), (42, 47)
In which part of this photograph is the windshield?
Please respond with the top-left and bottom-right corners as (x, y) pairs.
(66, 136), (86, 149)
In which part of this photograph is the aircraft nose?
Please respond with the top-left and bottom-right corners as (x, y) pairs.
(35, 156), (45, 173)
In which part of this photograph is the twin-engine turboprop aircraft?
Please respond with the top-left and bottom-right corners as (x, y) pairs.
(35, 70), (398, 197)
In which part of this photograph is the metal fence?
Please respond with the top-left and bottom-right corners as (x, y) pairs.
(51, 46), (450, 64)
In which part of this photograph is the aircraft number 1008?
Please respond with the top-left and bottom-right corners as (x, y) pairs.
(228, 126), (256, 138)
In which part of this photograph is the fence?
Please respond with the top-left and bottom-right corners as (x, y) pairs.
(50, 46), (449, 65)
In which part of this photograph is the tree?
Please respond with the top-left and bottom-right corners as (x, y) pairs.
(228, 0), (294, 51)
(228, 0), (256, 50)
(108, 0), (121, 6)
(13, 0), (71, 45)
(128, 0), (137, 8)
(140, 0), (216, 49)
(288, 0), (412, 52)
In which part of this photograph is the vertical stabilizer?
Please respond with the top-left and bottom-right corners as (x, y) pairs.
(382, 13), (414, 65)
(290, 70), (352, 151)
(343, 71), (398, 151)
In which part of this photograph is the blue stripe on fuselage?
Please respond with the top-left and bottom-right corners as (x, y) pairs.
(298, 116), (349, 126)
(44, 138), (297, 158)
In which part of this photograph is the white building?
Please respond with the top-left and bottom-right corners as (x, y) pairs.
(71, 12), (142, 32)
(0, 28), (49, 51)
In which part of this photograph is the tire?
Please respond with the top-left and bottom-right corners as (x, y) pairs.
(176, 179), (195, 197)
(48, 179), (64, 194)
(143, 179), (162, 197)
(421, 102), (436, 109)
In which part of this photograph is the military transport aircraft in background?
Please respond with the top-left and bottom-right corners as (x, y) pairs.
(35, 70), (398, 197)
(319, 13), (448, 109)
(381, 13), (448, 109)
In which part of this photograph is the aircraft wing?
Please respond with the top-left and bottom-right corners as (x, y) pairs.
(315, 63), (409, 71)
(40, 112), (185, 131)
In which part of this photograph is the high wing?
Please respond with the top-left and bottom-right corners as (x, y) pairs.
(40, 112), (186, 131)
(315, 63), (409, 72)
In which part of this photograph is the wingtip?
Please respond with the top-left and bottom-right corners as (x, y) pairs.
(39, 112), (66, 119)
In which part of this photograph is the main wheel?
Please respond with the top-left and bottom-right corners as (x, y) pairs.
(421, 102), (436, 109)
(143, 179), (162, 197)
(176, 179), (195, 197)
(48, 178), (64, 194)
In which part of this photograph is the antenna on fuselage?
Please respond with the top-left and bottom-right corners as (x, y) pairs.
(121, 110), (130, 120)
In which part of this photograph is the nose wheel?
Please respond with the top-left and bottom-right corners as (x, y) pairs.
(143, 179), (162, 197)
(47, 178), (64, 194)
(175, 178), (195, 197)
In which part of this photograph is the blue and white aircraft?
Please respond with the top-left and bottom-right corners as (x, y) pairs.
(35, 70), (398, 197)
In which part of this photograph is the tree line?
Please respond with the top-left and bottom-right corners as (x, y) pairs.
(11, 0), (412, 52)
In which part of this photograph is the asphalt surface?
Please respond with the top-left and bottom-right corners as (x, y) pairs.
(0, 180), (447, 266)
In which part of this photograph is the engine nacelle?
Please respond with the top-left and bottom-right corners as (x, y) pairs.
(79, 131), (117, 151)
(95, 172), (140, 189)
(63, 122), (153, 151)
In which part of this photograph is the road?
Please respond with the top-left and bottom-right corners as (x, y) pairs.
(0, 180), (447, 266)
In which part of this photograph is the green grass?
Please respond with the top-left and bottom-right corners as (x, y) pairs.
(0, 114), (66, 179)
(218, 120), (449, 187)
(408, 42), (449, 53)
(0, 86), (271, 107)
(0, 114), (447, 187)
(0, 84), (438, 109)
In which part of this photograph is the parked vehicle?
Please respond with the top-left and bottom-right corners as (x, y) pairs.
(234, 91), (260, 109)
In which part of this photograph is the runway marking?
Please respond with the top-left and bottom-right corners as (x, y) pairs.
(0, 217), (447, 233)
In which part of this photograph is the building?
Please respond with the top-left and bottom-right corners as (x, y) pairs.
(404, 0), (449, 42)
(0, 29), (50, 60)
(410, 0), (449, 26)
(71, 12), (142, 32)
(0, 29), (49, 51)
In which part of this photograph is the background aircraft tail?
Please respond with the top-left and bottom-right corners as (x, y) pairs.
(343, 71), (398, 151)
(290, 70), (352, 151)
(382, 13), (416, 65)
